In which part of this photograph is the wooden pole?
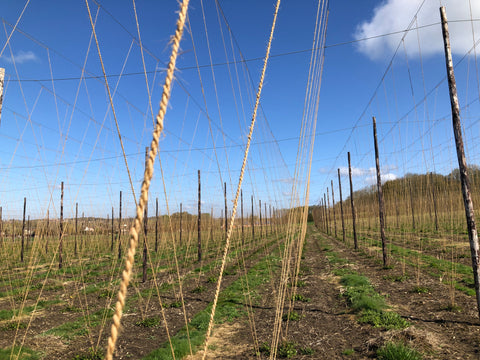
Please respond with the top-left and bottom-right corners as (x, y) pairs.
(259, 199), (262, 239)
(269, 205), (272, 235)
(59, 182), (64, 269)
(111, 206), (114, 252)
(0, 68), (4, 125)
(324, 193), (329, 235)
(338, 169), (346, 242)
(241, 189), (244, 246)
(143, 204), (148, 283)
(0, 206), (2, 245)
(327, 189), (331, 235)
(251, 195), (254, 241)
(331, 180), (337, 238)
(264, 202), (267, 237)
(409, 184), (415, 230)
(118, 191), (122, 259)
(224, 182), (227, 241)
(45, 210), (49, 253)
(21, 197), (26, 262)
(348, 152), (358, 249)
(441, 5), (480, 319)
(75, 202), (78, 256)
(431, 173), (439, 231)
(143, 147), (148, 283)
(198, 170), (202, 262)
(180, 203), (182, 246)
(155, 196), (158, 253)
(373, 116), (388, 267)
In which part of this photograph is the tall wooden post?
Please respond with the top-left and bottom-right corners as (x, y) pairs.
(142, 147), (148, 283)
(45, 210), (49, 253)
(21, 197), (26, 262)
(259, 200), (262, 239)
(59, 182), (64, 269)
(430, 173), (439, 231)
(270, 205), (273, 235)
(264, 202), (267, 237)
(0, 68), (4, 125)
(338, 169), (346, 242)
(0, 206), (2, 245)
(441, 5), (480, 319)
(241, 189), (244, 246)
(331, 180), (337, 238)
(118, 191), (122, 259)
(143, 204), (148, 283)
(409, 184), (415, 230)
(324, 193), (329, 235)
(155, 196), (158, 253)
(198, 170), (202, 262)
(327, 189), (331, 235)
(75, 202), (78, 256)
(373, 116), (388, 267)
(251, 195), (254, 241)
(224, 182), (227, 241)
(111, 206), (114, 252)
(180, 203), (183, 246)
(210, 207), (213, 244)
(348, 152), (358, 249)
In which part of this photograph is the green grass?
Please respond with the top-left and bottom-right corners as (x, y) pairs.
(358, 310), (410, 330)
(342, 348), (355, 355)
(135, 316), (162, 328)
(377, 342), (422, 360)
(282, 310), (303, 321)
(340, 273), (409, 330)
(0, 346), (42, 360)
(143, 248), (283, 359)
(43, 308), (114, 340)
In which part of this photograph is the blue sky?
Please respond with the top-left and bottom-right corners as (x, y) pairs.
(0, 0), (479, 219)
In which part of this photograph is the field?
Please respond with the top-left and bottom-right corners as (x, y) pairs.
(1, 186), (480, 360)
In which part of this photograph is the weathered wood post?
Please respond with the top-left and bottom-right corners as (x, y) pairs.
(111, 207), (114, 252)
(241, 189), (244, 246)
(324, 193), (329, 235)
(337, 169), (346, 242)
(118, 191), (122, 259)
(373, 116), (388, 267)
(348, 152), (358, 249)
(270, 205), (273, 235)
(180, 203), (182, 246)
(45, 210), (49, 253)
(142, 147), (148, 283)
(409, 184), (415, 230)
(327, 189), (331, 235)
(143, 203), (148, 283)
(75, 202), (78, 256)
(331, 181), (337, 238)
(441, 5), (480, 319)
(0, 68), (4, 125)
(259, 200), (262, 239)
(224, 182), (227, 241)
(21, 197), (26, 262)
(59, 182), (64, 269)
(155, 196), (158, 253)
(198, 170), (202, 262)
(264, 202), (267, 237)
(430, 173), (439, 231)
(0, 206), (2, 245)
(251, 195), (255, 241)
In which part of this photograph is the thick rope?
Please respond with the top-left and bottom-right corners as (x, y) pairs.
(201, 1), (281, 359)
(105, 0), (190, 358)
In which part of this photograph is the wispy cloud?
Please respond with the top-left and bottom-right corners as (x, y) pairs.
(1, 50), (39, 64)
(355, 0), (480, 60)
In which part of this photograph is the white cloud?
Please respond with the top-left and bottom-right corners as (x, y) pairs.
(355, 0), (480, 60)
(1, 50), (38, 64)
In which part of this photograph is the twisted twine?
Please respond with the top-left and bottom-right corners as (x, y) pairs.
(105, 0), (190, 358)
